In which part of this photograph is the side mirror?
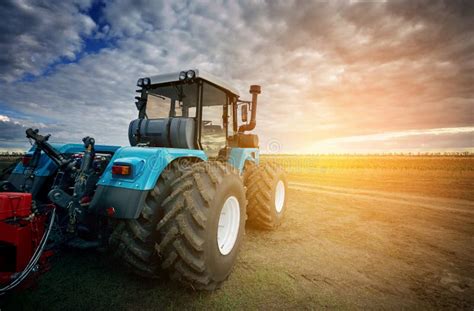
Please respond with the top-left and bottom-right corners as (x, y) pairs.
(241, 105), (248, 123)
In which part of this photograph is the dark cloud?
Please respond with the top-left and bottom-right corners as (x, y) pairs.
(0, 0), (472, 153)
(0, 116), (26, 141)
(0, 0), (95, 82)
(0, 116), (31, 151)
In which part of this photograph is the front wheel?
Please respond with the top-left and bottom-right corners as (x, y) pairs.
(156, 161), (246, 290)
(244, 162), (288, 230)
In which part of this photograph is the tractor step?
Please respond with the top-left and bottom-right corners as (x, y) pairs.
(66, 238), (101, 250)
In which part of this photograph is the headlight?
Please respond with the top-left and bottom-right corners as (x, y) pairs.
(186, 70), (195, 79)
(136, 78), (144, 87)
(179, 71), (187, 80)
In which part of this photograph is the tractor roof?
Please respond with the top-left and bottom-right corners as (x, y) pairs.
(148, 69), (240, 97)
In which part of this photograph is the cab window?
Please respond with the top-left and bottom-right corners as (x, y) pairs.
(146, 84), (197, 118)
(201, 83), (227, 157)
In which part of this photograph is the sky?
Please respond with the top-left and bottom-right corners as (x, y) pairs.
(0, 0), (473, 154)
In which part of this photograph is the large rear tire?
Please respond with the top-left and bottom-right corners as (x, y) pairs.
(108, 160), (186, 276)
(244, 162), (287, 230)
(156, 161), (246, 290)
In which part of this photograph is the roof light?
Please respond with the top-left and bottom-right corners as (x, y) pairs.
(136, 78), (144, 87)
(143, 77), (151, 86)
(179, 71), (186, 80)
(186, 70), (195, 79)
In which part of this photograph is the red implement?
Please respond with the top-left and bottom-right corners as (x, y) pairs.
(0, 193), (51, 286)
(0, 192), (32, 220)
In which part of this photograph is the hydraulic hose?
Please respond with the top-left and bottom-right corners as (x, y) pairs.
(0, 207), (56, 295)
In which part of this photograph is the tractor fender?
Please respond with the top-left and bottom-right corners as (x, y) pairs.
(228, 148), (259, 173)
(90, 146), (207, 219)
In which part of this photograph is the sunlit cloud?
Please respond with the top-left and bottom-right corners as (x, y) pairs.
(0, 1), (472, 153)
(318, 127), (474, 143)
(0, 115), (11, 122)
(308, 127), (474, 154)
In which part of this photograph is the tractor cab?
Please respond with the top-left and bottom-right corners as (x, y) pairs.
(130, 69), (260, 158)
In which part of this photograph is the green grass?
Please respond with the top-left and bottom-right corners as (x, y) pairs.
(0, 160), (18, 172)
(2, 155), (472, 309)
(0, 249), (319, 311)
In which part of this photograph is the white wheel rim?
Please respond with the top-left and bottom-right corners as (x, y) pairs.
(217, 196), (240, 255)
(275, 180), (285, 213)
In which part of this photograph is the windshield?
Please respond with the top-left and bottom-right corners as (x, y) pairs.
(201, 82), (227, 157)
(143, 80), (229, 157)
(146, 83), (198, 118)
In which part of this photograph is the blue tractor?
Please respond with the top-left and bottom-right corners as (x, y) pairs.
(0, 69), (287, 291)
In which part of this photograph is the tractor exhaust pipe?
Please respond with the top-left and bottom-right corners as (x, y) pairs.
(238, 85), (261, 132)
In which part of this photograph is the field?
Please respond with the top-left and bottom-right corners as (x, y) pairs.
(0, 156), (20, 173)
(1, 155), (474, 310)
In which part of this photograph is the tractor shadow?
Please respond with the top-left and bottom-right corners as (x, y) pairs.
(2, 225), (284, 310)
(1, 248), (216, 310)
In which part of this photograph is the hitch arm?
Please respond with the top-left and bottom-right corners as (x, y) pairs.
(25, 128), (70, 167)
